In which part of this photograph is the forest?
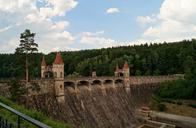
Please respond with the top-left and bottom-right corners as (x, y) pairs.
(0, 39), (196, 78)
(157, 54), (196, 100)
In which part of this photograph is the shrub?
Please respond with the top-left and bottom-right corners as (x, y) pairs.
(158, 103), (166, 111)
(0, 96), (71, 128)
(156, 78), (196, 100)
(188, 104), (196, 108)
(149, 96), (166, 112)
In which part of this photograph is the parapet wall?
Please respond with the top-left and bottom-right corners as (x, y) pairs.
(129, 75), (182, 85)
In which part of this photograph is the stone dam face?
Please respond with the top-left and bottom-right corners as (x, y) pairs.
(26, 84), (159, 128)
(0, 75), (182, 128)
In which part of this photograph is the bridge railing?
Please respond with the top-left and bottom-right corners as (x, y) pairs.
(0, 102), (51, 128)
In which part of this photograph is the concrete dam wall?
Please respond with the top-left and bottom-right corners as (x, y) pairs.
(0, 75), (182, 128)
(26, 84), (159, 128)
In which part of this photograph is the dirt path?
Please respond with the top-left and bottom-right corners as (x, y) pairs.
(151, 111), (196, 128)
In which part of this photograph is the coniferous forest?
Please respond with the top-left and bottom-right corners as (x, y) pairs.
(0, 39), (196, 78)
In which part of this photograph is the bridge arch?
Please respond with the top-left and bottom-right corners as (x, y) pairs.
(77, 80), (90, 88)
(115, 79), (124, 86)
(64, 81), (75, 90)
(103, 79), (113, 86)
(92, 80), (102, 86)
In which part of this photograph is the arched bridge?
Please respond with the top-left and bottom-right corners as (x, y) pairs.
(63, 75), (182, 90)
(64, 77), (124, 90)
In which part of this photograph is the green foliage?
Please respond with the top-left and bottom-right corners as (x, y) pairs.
(0, 96), (70, 128)
(158, 103), (166, 111)
(156, 55), (196, 100)
(188, 103), (196, 108)
(9, 79), (27, 102)
(150, 96), (166, 111)
(15, 29), (38, 82)
(15, 29), (38, 54)
(157, 79), (196, 99)
(0, 39), (196, 78)
(67, 72), (81, 77)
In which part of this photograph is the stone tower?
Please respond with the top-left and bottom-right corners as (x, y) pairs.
(41, 56), (47, 78)
(123, 61), (130, 88)
(123, 61), (130, 77)
(114, 64), (119, 77)
(92, 71), (97, 78)
(52, 52), (65, 102)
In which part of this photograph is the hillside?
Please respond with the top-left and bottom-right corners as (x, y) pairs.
(0, 39), (195, 78)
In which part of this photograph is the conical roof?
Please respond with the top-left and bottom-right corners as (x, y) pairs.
(53, 52), (64, 64)
(41, 56), (47, 66)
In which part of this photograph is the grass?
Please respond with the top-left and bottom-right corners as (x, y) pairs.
(0, 96), (71, 128)
(149, 96), (196, 118)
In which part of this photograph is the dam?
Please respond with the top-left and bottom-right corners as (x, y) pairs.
(0, 53), (183, 128)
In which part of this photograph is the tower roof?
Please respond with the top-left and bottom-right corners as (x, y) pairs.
(53, 52), (64, 64)
(123, 61), (129, 69)
(41, 56), (47, 66)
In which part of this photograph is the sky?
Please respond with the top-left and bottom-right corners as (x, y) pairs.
(0, 0), (196, 53)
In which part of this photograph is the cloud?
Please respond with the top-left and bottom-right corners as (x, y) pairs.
(80, 31), (125, 49)
(0, 26), (12, 33)
(0, 0), (36, 12)
(80, 31), (116, 48)
(0, 0), (78, 53)
(142, 0), (196, 42)
(137, 16), (157, 25)
(51, 21), (70, 30)
(106, 8), (120, 14)
(0, 38), (22, 53)
(38, 31), (75, 52)
(40, 0), (78, 18)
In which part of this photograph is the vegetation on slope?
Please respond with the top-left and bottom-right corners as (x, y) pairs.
(0, 39), (196, 78)
(150, 56), (196, 112)
(0, 96), (70, 128)
(157, 55), (196, 100)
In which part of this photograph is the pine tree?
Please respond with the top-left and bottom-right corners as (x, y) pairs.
(15, 29), (38, 84)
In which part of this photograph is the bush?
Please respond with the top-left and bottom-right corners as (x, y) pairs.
(188, 104), (196, 108)
(0, 96), (71, 128)
(156, 78), (196, 100)
(158, 103), (166, 111)
(9, 79), (27, 102)
(149, 96), (166, 112)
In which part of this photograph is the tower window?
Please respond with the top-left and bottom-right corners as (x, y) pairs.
(60, 72), (63, 78)
(54, 72), (57, 77)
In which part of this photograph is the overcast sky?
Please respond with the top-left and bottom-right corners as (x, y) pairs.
(0, 0), (196, 53)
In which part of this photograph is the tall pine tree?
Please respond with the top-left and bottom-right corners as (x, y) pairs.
(15, 29), (38, 84)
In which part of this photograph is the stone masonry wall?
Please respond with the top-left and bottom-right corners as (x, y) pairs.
(26, 84), (159, 128)
(0, 76), (175, 128)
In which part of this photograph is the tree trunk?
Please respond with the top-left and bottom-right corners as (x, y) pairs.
(26, 54), (28, 84)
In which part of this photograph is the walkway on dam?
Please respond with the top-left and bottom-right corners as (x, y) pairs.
(151, 111), (196, 128)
